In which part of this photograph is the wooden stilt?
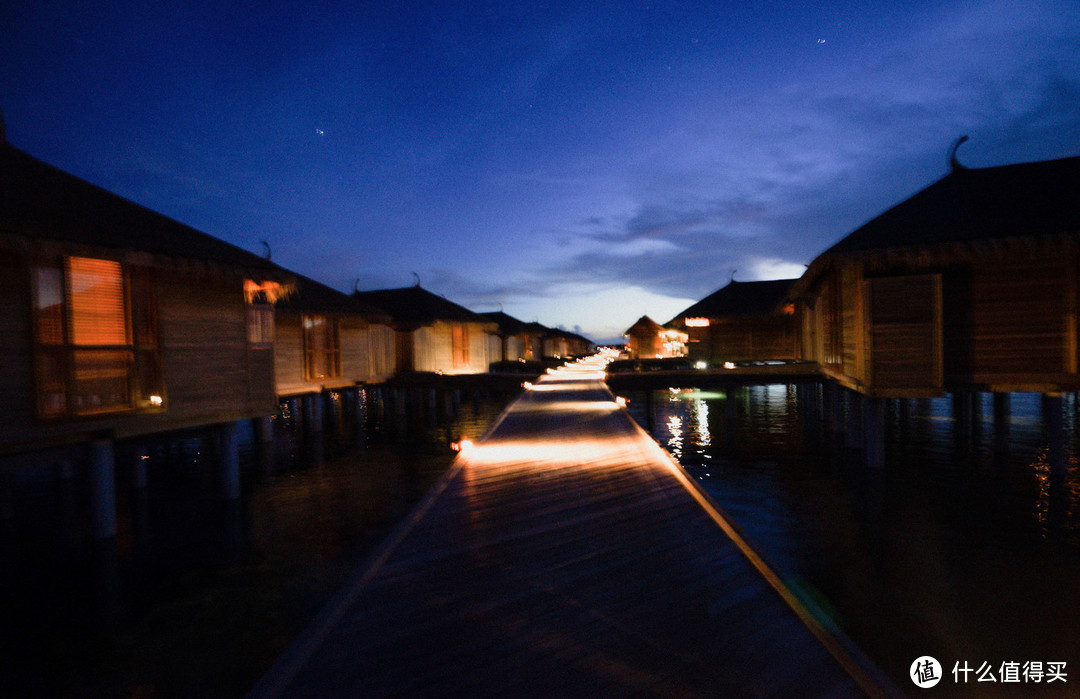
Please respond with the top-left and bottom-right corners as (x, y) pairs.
(219, 421), (241, 500)
(993, 392), (1010, 454)
(1043, 393), (1066, 476)
(863, 396), (885, 469)
(88, 439), (117, 539)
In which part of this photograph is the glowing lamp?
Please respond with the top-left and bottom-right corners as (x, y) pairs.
(451, 438), (475, 452)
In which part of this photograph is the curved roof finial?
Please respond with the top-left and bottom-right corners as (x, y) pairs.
(411, 272), (421, 287)
(729, 268), (738, 283)
(353, 277), (361, 293)
(949, 135), (969, 172)
(260, 239), (272, 261)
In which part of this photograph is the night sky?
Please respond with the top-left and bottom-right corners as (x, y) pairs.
(3, 1), (1078, 342)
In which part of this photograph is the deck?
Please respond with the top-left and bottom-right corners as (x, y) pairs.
(251, 358), (893, 697)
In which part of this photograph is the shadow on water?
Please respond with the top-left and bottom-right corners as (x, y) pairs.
(0, 385), (515, 697)
(621, 384), (1080, 695)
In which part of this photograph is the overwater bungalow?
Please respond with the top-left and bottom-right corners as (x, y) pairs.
(352, 285), (498, 374)
(623, 315), (687, 359)
(542, 328), (595, 359)
(0, 140), (293, 534)
(478, 311), (544, 362)
(273, 273), (395, 398)
(792, 150), (1080, 398)
(522, 321), (550, 360)
(667, 279), (801, 366)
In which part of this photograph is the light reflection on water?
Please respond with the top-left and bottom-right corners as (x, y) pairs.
(623, 384), (1080, 694)
(0, 386), (514, 697)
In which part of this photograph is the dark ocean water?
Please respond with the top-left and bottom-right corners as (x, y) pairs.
(620, 384), (1080, 696)
(0, 386), (515, 697)
(5, 381), (1078, 696)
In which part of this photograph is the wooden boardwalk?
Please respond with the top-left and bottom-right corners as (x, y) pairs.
(251, 359), (893, 697)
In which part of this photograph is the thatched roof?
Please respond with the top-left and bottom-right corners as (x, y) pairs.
(825, 155), (1080, 255)
(478, 311), (535, 336)
(0, 143), (288, 282)
(352, 285), (493, 330)
(625, 315), (663, 336)
(277, 273), (391, 323)
(544, 327), (594, 346)
(668, 279), (797, 326)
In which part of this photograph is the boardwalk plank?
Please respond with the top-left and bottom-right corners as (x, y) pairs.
(251, 359), (894, 697)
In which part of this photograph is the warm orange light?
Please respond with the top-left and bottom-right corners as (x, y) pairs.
(508, 401), (620, 415)
(68, 257), (127, 345)
(451, 438), (475, 452)
(782, 303), (795, 316)
(244, 279), (291, 303)
(685, 317), (710, 328)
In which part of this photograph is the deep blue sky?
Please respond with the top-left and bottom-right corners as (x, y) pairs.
(3, 1), (1079, 341)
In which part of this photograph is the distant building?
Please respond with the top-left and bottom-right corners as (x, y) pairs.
(273, 273), (395, 397)
(624, 315), (686, 359)
(352, 285), (498, 374)
(793, 153), (1080, 396)
(668, 279), (800, 366)
(542, 328), (595, 359)
(478, 311), (545, 362)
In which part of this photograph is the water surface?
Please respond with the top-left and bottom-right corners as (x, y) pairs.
(0, 386), (514, 696)
(621, 384), (1080, 694)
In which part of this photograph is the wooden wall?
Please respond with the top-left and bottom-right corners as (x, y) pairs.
(967, 258), (1071, 378)
(802, 242), (1080, 395)
(1, 258), (280, 452)
(274, 317), (304, 394)
(839, 263), (863, 380)
(627, 329), (662, 359)
(365, 324), (396, 380)
(865, 274), (942, 391)
(0, 254), (36, 449)
(504, 335), (524, 362)
(275, 314), (398, 394)
(341, 320), (397, 384)
(339, 316), (373, 386)
(704, 315), (800, 363)
(155, 272), (277, 424)
(408, 322), (494, 374)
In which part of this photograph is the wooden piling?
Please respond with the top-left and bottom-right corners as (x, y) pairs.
(863, 396), (885, 469)
(219, 421), (241, 500)
(88, 439), (117, 539)
(1043, 393), (1066, 476)
(993, 392), (1010, 454)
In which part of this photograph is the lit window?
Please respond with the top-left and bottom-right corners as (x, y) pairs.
(32, 256), (163, 418)
(685, 317), (710, 328)
(303, 314), (340, 380)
